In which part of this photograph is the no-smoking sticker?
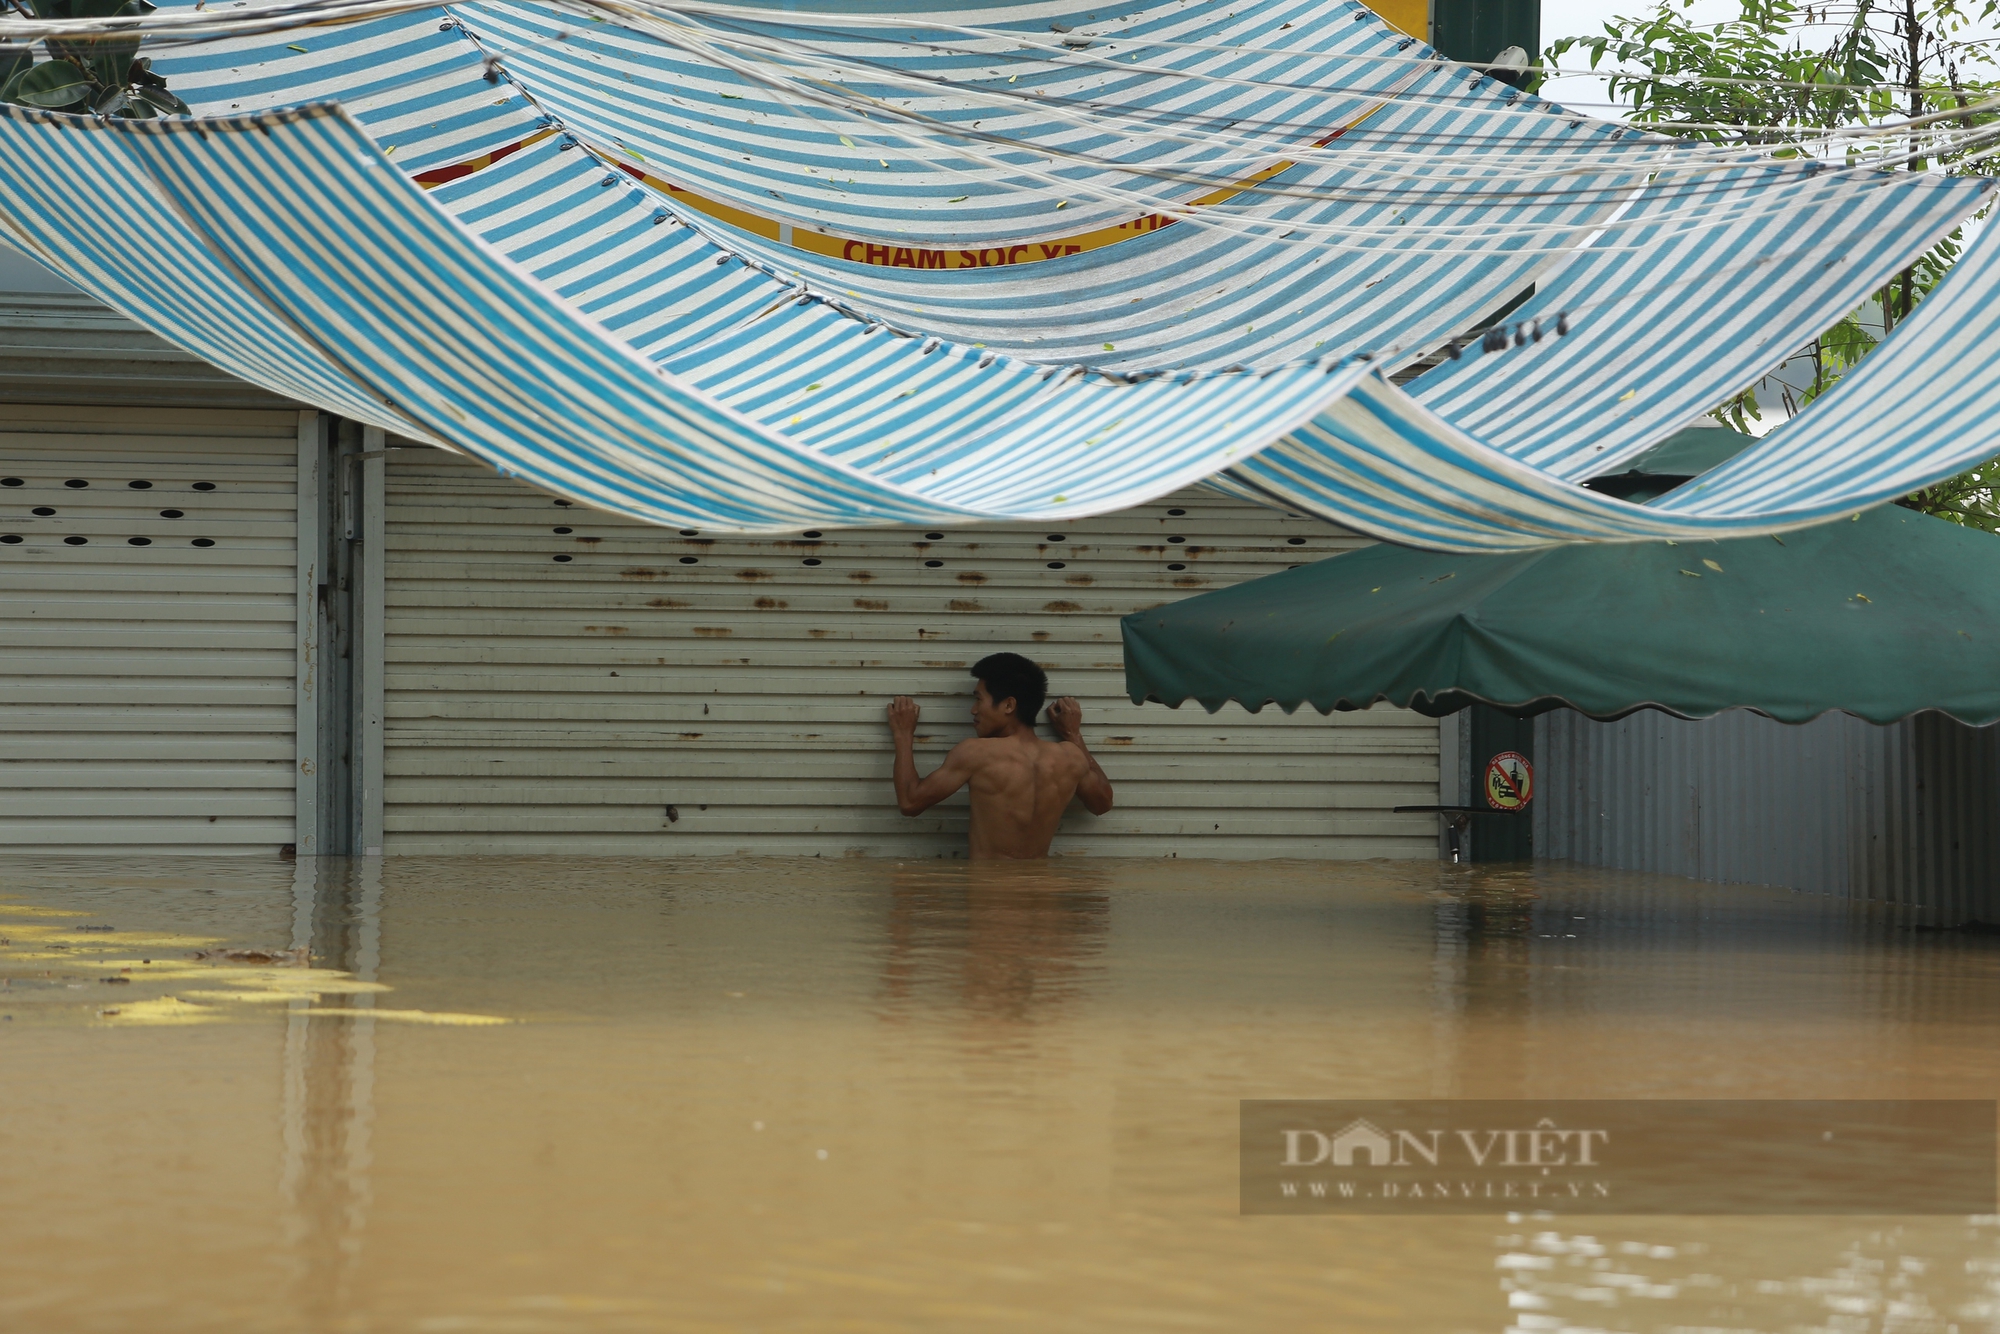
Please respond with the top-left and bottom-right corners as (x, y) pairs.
(1484, 751), (1533, 811)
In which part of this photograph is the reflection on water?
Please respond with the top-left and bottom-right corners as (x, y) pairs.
(282, 860), (379, 1331)
(881, 864), (1111, 1025)
(2, 855), (1998, 1333)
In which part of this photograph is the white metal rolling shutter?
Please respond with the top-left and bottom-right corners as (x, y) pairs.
(383, 450), (1440, 858)
(0, 404), (301, 854)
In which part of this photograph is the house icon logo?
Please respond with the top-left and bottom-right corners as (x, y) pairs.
(1330, 1117), (1395, 1166)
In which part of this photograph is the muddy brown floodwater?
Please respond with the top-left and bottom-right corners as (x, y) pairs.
(2, 855), (1998, 1334)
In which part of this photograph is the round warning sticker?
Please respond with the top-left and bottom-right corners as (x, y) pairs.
(1484, 751), (1534, 811)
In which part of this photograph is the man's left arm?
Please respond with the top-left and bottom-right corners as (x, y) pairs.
(1047, 697), (1114, 815)
(888, 696), (977, 816)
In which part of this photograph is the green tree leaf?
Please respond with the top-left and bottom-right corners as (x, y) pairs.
(130, 83), (187, 116)
(8, 59), (92, 109)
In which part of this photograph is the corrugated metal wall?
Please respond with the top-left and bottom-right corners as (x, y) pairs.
(1536, 708), (2000, 924)
(381, 450), (1440, 857)
(0, 404), (303, 853)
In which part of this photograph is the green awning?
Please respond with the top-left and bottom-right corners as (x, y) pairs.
(1122, 503), (2000, 724)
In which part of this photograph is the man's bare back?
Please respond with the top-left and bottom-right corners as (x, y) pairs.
(888, 656), (1113, 860)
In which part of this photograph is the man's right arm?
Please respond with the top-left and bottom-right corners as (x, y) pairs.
(1047, 697), (1114, 815)
(888, 696), (976, 816)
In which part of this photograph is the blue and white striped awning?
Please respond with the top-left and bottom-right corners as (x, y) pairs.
(0, 0), (1993, 549)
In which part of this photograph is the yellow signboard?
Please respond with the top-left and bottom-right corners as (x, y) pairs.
(1368, 0), (1429, 40)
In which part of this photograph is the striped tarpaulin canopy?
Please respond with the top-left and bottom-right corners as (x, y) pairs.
(1, 106), (1393, 529)
(0, 0), (1991, 547)
(434, 0), (1979, 470)
(145, 0), (1981, 423)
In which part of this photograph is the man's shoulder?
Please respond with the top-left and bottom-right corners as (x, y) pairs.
(947, 735), (1009, 764)
(949, 733), (1052, 767)
(1042, 736), (1091, 765)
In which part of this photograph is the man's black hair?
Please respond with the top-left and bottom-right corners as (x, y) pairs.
(972, 652), (1048, 723)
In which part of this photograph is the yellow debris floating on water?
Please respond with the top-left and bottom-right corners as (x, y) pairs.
(306, 1008), (510, 1026)
(80, 931), (217, 949)
(94, 997), (225, 1026)
(2, 922), (221, 952)
(206, 969), (388, 996)
(175, 969), (389, 1003)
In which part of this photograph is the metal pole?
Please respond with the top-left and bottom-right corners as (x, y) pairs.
(355, 428), (387, 856)
(293, 411), (324, 855)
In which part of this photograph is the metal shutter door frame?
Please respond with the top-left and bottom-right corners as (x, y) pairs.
(382, 450), (1441, 858)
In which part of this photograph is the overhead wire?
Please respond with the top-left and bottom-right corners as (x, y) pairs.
(588, 0), (2000, 96)
(527, 13), (1640, 249)
(7, 0), (1995, 110)
(404, 53), (2000, 389)
(505, 0), (2000, 219)
(653, 10), (2000, 191)
(8, 0), (1993, 190)
(516, 4), (2000, 252)
(572, 0), (2000, 164)
(5, 0), (1992, 253)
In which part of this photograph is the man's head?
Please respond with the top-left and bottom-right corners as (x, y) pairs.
(970, 652), (1048, 737)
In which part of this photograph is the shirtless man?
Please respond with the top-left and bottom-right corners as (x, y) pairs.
(887, 652), (1114, 860)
